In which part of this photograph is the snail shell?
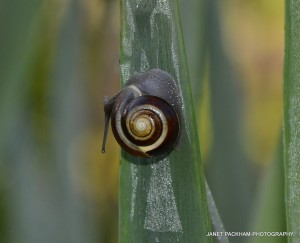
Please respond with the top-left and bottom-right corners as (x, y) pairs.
(102, 69), (181, 157)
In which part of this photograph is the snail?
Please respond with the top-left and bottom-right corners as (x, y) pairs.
(102, 69), (181, 157)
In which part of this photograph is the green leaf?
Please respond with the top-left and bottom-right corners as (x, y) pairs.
(205, 181), (229, 243)
(0, 1), (45, 241)
(0, 1), (100, 242)
(205, 0), (258, 236)
(0, 0), (44, 153)
(119, 0), (212, 242)
(249, 139), (287, 243)
(283, 0), (300, 241)
(179, 0), (208, 100)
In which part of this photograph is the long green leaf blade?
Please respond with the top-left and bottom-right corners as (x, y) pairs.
(205, 181), (229, 243)
(249, 139), (286, 243)
(179, 0), (208, 100)
(119, 0), (212, 242)
(205, 0), (257, 236)
(284, 0), (300, 241)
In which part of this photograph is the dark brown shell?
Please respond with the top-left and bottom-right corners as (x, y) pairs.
(111, 95), (180, 157)
(102, 69), (181, 158)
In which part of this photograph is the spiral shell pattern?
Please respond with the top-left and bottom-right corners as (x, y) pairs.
(111, 95), (180, 157)
(102, 69), (181, 158)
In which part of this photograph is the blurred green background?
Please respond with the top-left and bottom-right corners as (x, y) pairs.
(0, 0), (284, 242)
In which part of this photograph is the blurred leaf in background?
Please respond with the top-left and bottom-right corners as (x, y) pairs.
(249, 137), (286, 243)
(204, 0), (258, 238)
(180, 0), (284, 241)
(179, 0), (213, 159)
(179, 0), (207, 99)
(0, 0), (120, 242)
(222, 0), (283, 165)
(0, 0), (49, 240)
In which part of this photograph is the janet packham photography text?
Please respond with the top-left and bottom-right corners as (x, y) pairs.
(207, 231), (294, 237)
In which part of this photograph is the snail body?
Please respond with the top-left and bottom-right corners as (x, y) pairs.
(102, 69), (181, 158)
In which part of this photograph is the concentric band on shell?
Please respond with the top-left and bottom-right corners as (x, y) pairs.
(112, 95), (180, 157)
(102, 69), (181, 158)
